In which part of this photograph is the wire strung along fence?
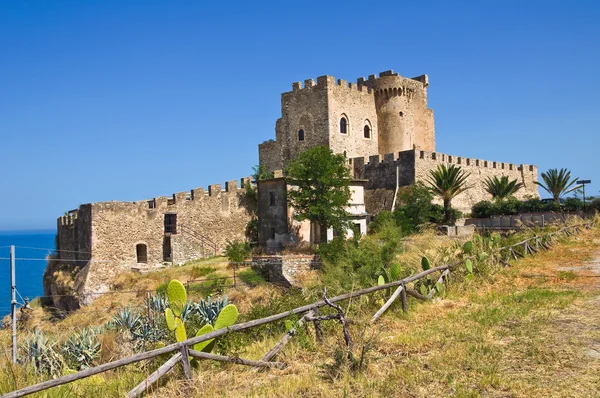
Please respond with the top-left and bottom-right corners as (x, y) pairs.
(2, 221), (595, 398)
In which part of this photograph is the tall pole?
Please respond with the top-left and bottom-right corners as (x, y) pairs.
(583, 183), (586, 210)
(10, 245), (17, 364)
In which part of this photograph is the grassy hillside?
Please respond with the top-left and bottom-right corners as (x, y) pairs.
(2, 219), (599, 397)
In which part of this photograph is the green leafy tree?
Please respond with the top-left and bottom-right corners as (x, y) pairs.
(535, 168), (580, 204)
(285, 146), (352, 243)
(484, 176), (523, 200)
(393, 182), (444, 233)
(224, 239), (252, 263)
(426, 164), (471, 223)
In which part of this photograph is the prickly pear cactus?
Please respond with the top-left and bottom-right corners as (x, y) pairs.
(462, 241), (473, 255)
(166, 280), (187, 317)
(163, 279), (189, 342)
(389, 263), (401, 280)
(214, 304), (239, 330)
(193, 324), (216, 353)
(421, 256), (431, 271)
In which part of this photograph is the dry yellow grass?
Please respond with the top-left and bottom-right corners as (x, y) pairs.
(2, 224), (600, 397)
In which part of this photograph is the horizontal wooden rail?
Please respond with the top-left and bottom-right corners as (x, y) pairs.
(3, 221), (593, 398)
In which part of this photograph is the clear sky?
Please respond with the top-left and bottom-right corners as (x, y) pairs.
(1, 0), (599, 230)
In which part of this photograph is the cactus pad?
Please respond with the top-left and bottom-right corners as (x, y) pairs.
(193, 324), (215, 353)
(377, 275), (385, 286)
(166, 280), (187, 316)
(465, 259), (473, 273)
(390, 263), (401, 280)
(165, 308), (176, 331)
(462, 241), (473, 254)
(175, 321), (187, 342)
(421, 256), (431, 271)
(214, 304), (239, 330)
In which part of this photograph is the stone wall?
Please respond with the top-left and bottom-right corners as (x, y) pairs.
(351, 149), (539, 216)
(49, 177), (254, 305)
(323, 76), (379, 160)
(360, 70), (435, 153)
(252, 254), (318, 286)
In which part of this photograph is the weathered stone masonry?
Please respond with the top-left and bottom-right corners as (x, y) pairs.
(48, 178), (253, 305)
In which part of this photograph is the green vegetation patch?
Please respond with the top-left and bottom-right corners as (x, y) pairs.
(237, 269), (266, 287)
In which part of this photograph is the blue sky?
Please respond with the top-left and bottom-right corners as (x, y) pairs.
(1, 0), (599, 230)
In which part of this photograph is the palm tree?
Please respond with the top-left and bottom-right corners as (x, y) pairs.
(427, 164), (471, 223)
(535, 168), (580, 204)
(484, 176), (524, 200)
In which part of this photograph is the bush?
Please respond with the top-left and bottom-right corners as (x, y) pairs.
(190, 266), (216, 279)
(392, 183), (444, 234)
(319, 219), (404, 291)
(224, 239), (251, 263)
(471, 196), (580, 218)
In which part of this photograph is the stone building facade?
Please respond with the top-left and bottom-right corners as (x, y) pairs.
(259, 69), (538, 215)
(256, 173), (368, 248)
(46, 68), (539, 308)
(258, 70), (435, 172)
(46, 178), (253, 305)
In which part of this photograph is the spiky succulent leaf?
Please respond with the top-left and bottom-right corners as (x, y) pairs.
(421, 256), (431, 271)
(166, 280), (187, 316)
(214, 304), (238, 330)
(175, 321), (187, 342)
(193, 324), (215, 353)
(465, 259), (473, 274)
(390, 263), (401, 280)
(463, 241), (473, 254)
(165, 308), (177, 331)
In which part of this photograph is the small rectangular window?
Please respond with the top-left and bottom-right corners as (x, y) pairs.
(164, 213), (177, 234)
(269, 192), (276, 206)
(354, 223), (361, 235)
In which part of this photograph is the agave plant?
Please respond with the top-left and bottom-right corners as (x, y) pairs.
(62, 328), (101, 370)
(132, 318), (167, 351)
(21, 330), (65, 377)
(484, 176), (523, 200)
(110, 306), (142, 333)
(427, 164), (471, 223)
(192, 296), (229, 325)
(144, 292), (169, 313)
(535, 168), (581, 204)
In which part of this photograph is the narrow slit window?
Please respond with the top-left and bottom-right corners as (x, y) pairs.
(364, 125), (371, 139)
(298, 129), (305, 141)
(269, 192), (276, 206)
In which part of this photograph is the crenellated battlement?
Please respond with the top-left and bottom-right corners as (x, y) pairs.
(348, 149), (535, 173)
(415, 150), (535, 172)
(289, 75), (373, 95)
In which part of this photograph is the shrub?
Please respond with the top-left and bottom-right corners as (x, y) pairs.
(393, 183), (444, 234)
(224, 239), (251, 263)
(190, 266), (216, 279)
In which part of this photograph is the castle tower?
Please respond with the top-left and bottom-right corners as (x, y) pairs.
(359, 70), (435, 154)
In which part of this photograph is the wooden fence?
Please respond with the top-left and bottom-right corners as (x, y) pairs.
(2, 222), (594, 398)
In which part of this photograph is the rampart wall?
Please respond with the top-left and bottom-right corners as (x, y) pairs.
(351, 149), (539, 215)
(50, 177), (254, 304)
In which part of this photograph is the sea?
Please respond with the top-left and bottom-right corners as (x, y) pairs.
(0, 231), (56, 317)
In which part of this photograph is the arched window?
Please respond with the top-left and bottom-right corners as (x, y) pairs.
(136, 243), (148, 263)
(364, 125), (371, 139)
(340, 117), (348, 134)
(298, 129), (305, 141)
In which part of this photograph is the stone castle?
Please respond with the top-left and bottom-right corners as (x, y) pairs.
(45, 69), (539, 308)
